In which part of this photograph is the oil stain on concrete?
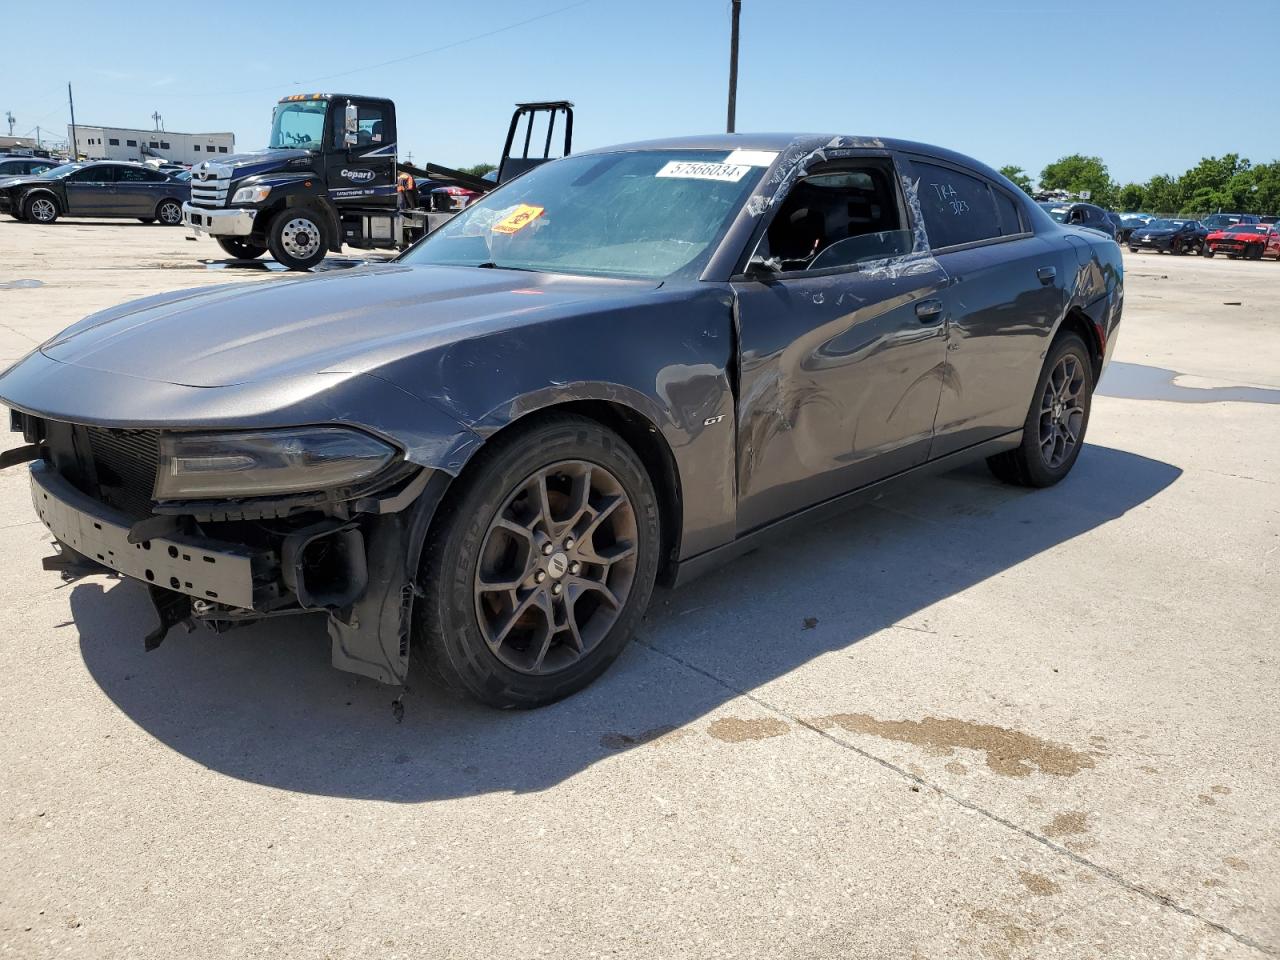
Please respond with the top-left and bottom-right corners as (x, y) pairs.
(809, 713), (1095, 777)
(1041, 811), (1091, 838)
(707, 716), (791, 743)
(1017, 870), (1060, 897)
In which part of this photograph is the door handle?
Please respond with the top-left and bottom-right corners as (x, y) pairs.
(915, 299), (944, 322)
(1037, 266), (1057, 285)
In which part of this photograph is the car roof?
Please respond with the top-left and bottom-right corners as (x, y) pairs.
(575, 133), (1011, 183)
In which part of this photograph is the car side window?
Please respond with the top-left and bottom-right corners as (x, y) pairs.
(117, 167), (167, 183)
(751, 160), (915, 273)
(910, 160), (1003, 248)
(335, 102), (387, 148)
(992, 189), (1023, 236)
(67, 166), (114, 184)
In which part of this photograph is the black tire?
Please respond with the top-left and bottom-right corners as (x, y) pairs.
(1247, 243), (1264, 261)
(23, 192), (58, 224)
(155, 199), (183, 226)
(267, 209), (327, 270)
(138, 217), (155, 224)
(1128, 246), (1139, 253)
(1203, 247), (1215, 258)
(216, 237), (269, 260)
(418, 414), (661, 709)
(987, 333), (1093, 488)
(1171, 241), (1184, 255)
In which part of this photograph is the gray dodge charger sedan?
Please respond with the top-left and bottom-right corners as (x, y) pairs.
(0, 134), (1122, 708)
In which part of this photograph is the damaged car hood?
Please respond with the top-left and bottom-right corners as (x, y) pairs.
(37, 264), (658, 388)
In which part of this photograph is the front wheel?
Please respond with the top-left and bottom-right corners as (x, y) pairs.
(23, 193), (58, 224)
(987, 333), (1093, 488)
(1128, 246), (1139, 253)
(216, 237), (268, 260)
(267, 209), (327, 270)
(156, 199), (183, 226)
(1203, 246), (1215, 258)
(1247, 243), (1264, 260)
(418, 414), (661, 708)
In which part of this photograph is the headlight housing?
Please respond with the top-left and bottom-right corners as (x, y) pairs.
(231, 184), (272, 205)
(155, 427), (398, 500)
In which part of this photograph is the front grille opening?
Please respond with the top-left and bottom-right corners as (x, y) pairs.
(84, 427), (160, 519)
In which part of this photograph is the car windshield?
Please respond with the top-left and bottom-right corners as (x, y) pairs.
(37, 163), (82, 179)
(403, 150), (768, 281)
(1147, 219), (1183, 229)
(268, 99), (328, 149)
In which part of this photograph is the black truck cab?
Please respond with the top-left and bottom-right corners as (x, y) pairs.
(183, 93), (568, 270)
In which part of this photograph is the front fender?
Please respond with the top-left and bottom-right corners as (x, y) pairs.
(373, 284), (740, 558)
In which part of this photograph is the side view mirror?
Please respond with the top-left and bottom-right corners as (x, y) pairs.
(343, 102), (359, 147)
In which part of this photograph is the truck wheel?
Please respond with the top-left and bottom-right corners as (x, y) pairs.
(267, 210), (327, 270)
(156, 199), (183, 226)
(24, 194), (58, 224)
(216, 238), (268, 260)
(987, 333), (1093, 488)
(418, 414), (661, 709)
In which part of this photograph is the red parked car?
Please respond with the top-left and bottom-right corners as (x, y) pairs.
(1203, 223), (1280, 260)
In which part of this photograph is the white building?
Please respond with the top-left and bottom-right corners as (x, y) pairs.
(68, 125), (236, 165)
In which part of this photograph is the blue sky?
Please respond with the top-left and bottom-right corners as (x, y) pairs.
(3, 0), (1277, 184)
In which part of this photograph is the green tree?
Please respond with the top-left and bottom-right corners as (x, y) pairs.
(1142, 174), (1184, 216)
(459, 163), (497, 177)
(1039, 154), (1116, 207)
(998, 165), (1035, 195)
(1116, 183), (1147, 211)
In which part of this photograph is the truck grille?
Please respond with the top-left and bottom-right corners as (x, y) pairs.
(85, 427), (160, 519)
(190, 161), (232, 208)
(190, 178), (228, 208)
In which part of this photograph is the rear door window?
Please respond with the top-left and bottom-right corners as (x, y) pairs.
(992, 189), (1023, 236)
(910, 160), (1002, 249)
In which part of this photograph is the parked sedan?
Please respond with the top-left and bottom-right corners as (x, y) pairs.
(0, 155), (61, 179)
(1127, 218), (1206, 254)
(0, 133), (1121, 708)
(0, 161), (189, 225)
(1203, 223), (1280, 259)
(1202, 213), (1260, 232)
(1038, 201), (1117, 239)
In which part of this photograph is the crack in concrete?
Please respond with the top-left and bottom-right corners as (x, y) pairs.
(633, 636), (1277, 957)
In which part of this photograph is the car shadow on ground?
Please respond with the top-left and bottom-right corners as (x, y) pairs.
(71, 444), (1180, 803)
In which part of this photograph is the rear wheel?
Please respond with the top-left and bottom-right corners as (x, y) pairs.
(216, 237), (268, 260)
(418, 414), (660, 708)
(267, 209), (327, 270)
(23, 193), (58, 224)
(156, 199), (183, 226)
(987, 333), (1093, 488)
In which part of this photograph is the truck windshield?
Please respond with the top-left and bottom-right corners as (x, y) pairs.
(402, 150), (767, 281)
(268, 100), (328, 149)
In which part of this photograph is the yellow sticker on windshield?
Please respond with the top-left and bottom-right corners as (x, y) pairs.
(492, 204), (545, 234)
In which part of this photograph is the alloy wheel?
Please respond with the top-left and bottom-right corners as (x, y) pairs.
(1038, 354), (1086, 469)
(159, 202), (182, 225)
(30, 198), (56, 222)
(280, 217), (321, 260)
(473, 460), (639, 675)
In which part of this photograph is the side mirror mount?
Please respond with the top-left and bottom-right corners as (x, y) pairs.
(745, 254), (782, 278)
(343, 101), (359, 148)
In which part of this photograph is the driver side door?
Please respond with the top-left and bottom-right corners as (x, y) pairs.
(63, 165), (115, 216)
(731, 154), (949, 533)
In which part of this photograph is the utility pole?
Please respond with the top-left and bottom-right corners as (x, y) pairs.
(726, 0), (741, 133)
(4, 112), (14, 137)
(152, 110), (163, 131)
(36, 126), (42, 148)
(68, 83), (78, 159)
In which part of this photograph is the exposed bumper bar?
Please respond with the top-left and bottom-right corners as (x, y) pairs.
(182, 202), (255, 237)
(29, 462), (259, 609)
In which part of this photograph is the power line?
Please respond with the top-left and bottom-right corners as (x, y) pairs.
(113, 0), (600, 100)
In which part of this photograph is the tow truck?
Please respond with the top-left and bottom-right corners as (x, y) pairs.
(182, 96), (573, 270)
